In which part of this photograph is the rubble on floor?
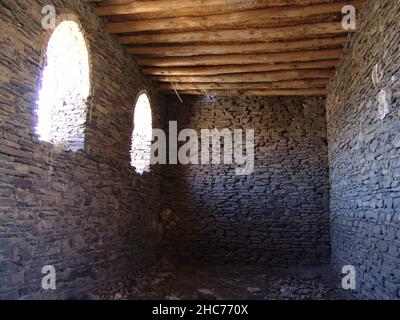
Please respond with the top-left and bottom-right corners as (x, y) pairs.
(92, 263), (355, 300)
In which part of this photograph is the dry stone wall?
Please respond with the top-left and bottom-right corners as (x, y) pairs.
(163, 95), (331, 266)
(326, 0), (400, 300)
(2, 0), (399, 302)
(0, 0), (164, 299)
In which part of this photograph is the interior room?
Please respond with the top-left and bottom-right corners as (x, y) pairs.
(0, 0), (399, 300)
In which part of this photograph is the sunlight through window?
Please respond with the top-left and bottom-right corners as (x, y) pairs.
(36, 21), (90, 151)
(131, 93), (152, 174)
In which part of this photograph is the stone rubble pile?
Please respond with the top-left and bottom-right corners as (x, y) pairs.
(94, 259), (176, 300)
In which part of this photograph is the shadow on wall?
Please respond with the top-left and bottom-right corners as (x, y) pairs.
(162, 95), (331, 267)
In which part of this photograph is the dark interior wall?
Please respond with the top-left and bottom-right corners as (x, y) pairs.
(0, 0), (163, 299)
(326, 0), (400, 299)
(163, 95), (331, 266)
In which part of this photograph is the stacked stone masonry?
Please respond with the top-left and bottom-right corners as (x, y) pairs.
(0, 0), (164, 299)
(326, 0), (400, 300)
(0, 0), (399, 301)
(162, 95), (331, 267)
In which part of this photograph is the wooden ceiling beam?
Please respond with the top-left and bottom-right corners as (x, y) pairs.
(97, 0), (254, 16)
(158, 79), (330, 91)
(163, 88), (328, 96)
(108, 1), (362, 34)
(119, 22), (352, 44)
(96, 0), (336, 16)
(138, 49), (343, 67)
(152, 69), (335, 83)
(89, 1), (358, 97)
(91, 0), (131, 4)
(128, 36), (347, 57)
(143, 59), (338, 76)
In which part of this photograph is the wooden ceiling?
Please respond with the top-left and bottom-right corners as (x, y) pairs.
(87, 0), (363, 96)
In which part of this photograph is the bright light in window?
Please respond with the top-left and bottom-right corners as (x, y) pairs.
(131, 93), (152, 174)
(36, 21), (89, 149)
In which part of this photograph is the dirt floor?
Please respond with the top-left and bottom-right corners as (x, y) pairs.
(94, 261), (355, 300)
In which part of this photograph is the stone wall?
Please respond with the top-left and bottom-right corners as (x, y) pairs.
(163, 95), (331, 266)
(326, 0), (400, 299)
(0, 0), (164, 299)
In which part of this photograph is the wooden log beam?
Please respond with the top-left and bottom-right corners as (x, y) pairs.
(163, 88), (328, 96)
(97, 0), (248, 15)
(119, 22), (351, 44)
(152, 69), (335, 83)
(138, 49), (342, 67)
(128, 36), (347, 57)
(94, 0), (130, 2)
(96, 0), (334, 16)
(143, 59), (338, 76)
(108, 1), (362, 34)
(158, 79), (330, 91)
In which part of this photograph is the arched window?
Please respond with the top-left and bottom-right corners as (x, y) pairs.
(131, 92), (152, 174)
(36, 20), (90, 151)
